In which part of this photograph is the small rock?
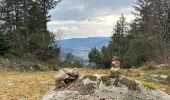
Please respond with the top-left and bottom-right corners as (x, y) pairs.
(160, 75), (168, 79)
(55, 70), (69, 81)
(151, 75), (158, 77)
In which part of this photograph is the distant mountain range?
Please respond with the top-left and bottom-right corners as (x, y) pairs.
(58, 37), (111, 60)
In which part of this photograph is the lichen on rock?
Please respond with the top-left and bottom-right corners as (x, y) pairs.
(118, 76), (138, 90)
(43, 70), (170, 100)
(82, 75), (97, 81)
(109, 70), (121, 78)
(100, 75), (110, 83)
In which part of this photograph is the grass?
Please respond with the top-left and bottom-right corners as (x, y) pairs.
(74, 68), (110, 75)
(140, 81), (156, 90)
(119, 67), (170, 94)
(0, 69), (56, 100)
(0, 67), (170, 99)
(83, 75), (97, 81)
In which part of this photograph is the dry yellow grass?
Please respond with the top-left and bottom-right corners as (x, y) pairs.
(0, 70), (56, 100)
(0, 68), (111, 100)
(74, 68), (110, 75)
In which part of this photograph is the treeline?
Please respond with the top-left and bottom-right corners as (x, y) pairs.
(0, 0), (61, 61)
(60, 52), (83, 68)
(89, 0), (170, 68)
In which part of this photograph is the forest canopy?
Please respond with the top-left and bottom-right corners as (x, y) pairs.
(89, 0), (170, 68)
(0, 0), (61, 61)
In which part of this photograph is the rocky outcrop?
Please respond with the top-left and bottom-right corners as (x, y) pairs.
(43, 70), (170, 100)
(55, 70), (79, 90)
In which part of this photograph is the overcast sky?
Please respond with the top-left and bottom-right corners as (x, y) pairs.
(47, 0), (135, 39)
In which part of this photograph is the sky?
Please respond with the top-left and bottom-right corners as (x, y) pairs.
(47, 0), (136, 40)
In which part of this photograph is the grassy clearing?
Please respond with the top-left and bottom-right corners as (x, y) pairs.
(120, 68), (170, 94)
(0, 69), (56, 100)
(74, 68), (110, 75)
(0, 67), (170, 100)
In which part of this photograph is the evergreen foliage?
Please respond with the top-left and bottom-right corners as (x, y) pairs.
(88, 47), (102, 66)
(0, 32), (10, 55)
(89, 0), (170, 68)
(0, 0), (62, 61)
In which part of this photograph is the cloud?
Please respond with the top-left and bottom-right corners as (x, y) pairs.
(48, 14), (135, 39)
(47, 0), (135, 39)
(50, 0), (134, 21)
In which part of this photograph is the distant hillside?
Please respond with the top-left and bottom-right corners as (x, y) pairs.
(58, 37), (111, 60)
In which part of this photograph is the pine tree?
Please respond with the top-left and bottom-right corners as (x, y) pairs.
(0, 32), (10, 55)
(0, 0), (62, 61)
(109, 14), (128, 58)
(133, 0), (170, 63)
(88, 47), (102, 66)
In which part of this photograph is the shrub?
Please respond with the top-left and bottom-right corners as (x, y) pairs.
(125, 34), (155, 67)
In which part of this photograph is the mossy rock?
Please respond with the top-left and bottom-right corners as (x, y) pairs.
(119, 77), (137, 90)
(83, 75), (97, 81)
(100, 76), (110, 84)
(109, 71), (121, 78)
(141, 81), (156, 90)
